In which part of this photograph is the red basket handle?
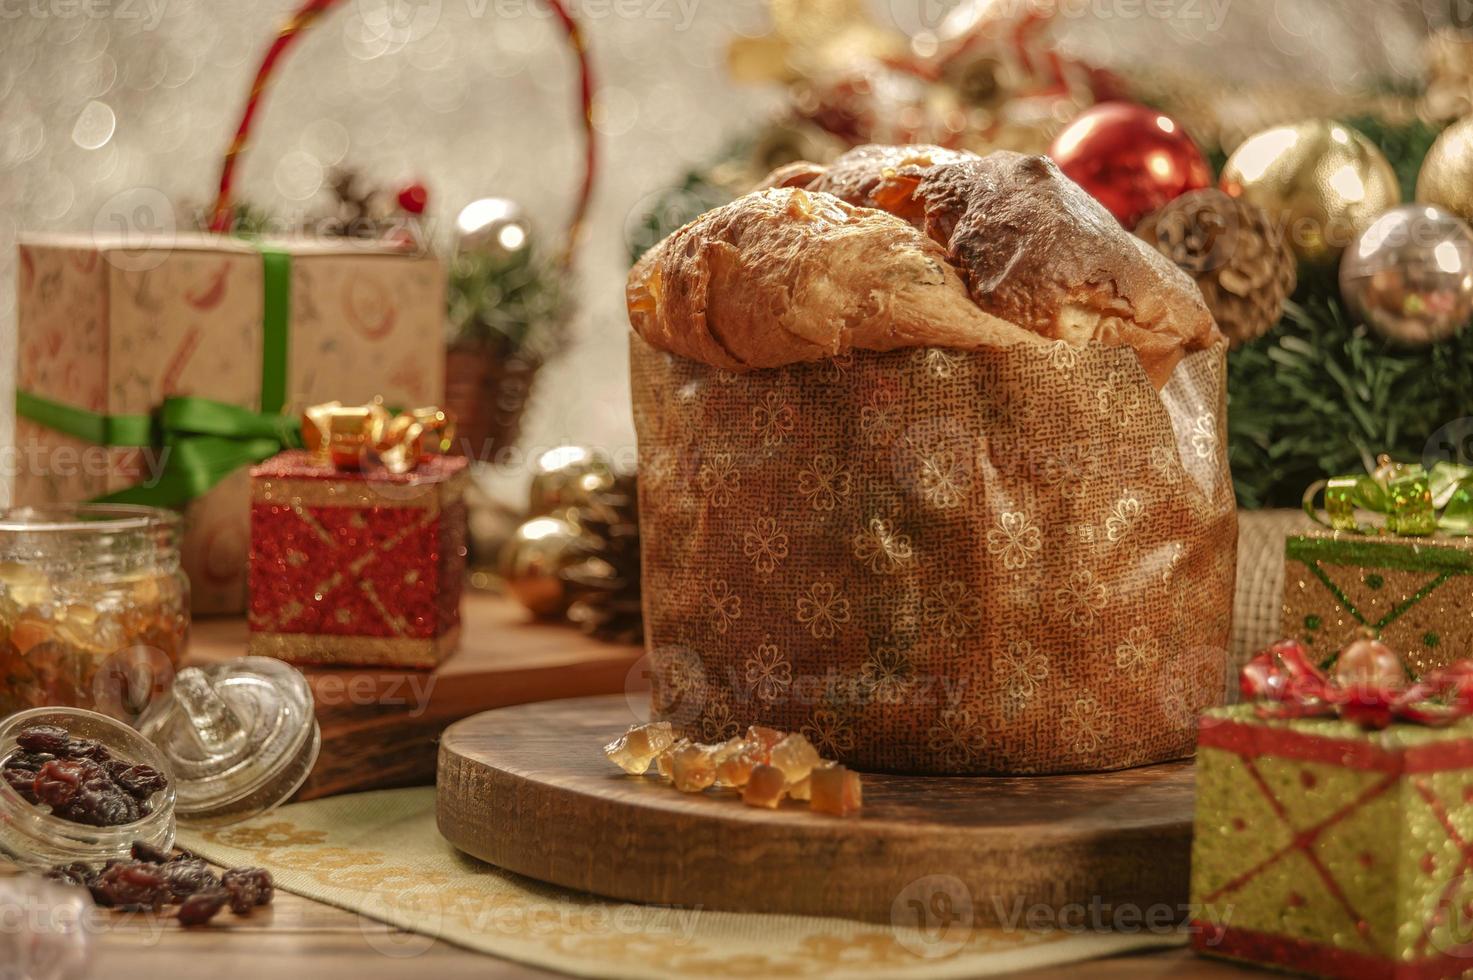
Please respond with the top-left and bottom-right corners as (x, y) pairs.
(208, 0), (597, 266)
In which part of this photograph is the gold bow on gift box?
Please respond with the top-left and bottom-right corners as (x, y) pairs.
(301, 399), (455, 474)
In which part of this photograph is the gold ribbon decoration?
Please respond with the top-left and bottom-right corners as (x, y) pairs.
(1304, 454), (1473, 537)
(301, 399), (455, 474)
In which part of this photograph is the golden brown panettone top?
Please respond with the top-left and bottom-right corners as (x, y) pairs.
(922, 153), (1219, 386)
(628, 146), (1218, 386)
(804, 144), (979, 225)
(626, 187), (1042, 371)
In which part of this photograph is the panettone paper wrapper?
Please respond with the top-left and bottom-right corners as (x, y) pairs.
(630, 334), (1238, 774)
(1282, 532), (1473, 680)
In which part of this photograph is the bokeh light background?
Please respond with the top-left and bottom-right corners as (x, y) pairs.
(0, 0), (1444, 500)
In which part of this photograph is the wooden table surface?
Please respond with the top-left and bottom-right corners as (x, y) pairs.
(8, 864), (1262, 980)
(6, 594), (1273, 978)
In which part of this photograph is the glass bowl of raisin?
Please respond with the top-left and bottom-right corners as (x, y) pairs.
(0, 708), (175, 870)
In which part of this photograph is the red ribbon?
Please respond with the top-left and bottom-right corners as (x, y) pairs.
(1242, 640), (1473, 730)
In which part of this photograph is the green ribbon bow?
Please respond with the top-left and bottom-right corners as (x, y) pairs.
(15, 244), (298, 508)
(1304, 455), (1473, 537)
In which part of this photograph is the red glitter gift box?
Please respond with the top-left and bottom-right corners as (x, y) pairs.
(247, 450), (468, 668)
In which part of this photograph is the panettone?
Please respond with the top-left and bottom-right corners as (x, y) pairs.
(626, 147), (1237, 774)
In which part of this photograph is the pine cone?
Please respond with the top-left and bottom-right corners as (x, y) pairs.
(1136, 188), (1296, 348)
(559, 473), (643, 644)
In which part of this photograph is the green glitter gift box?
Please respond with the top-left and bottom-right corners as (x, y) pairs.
(1282, 531), (1473, 678)
(1190, 703), (1473, 978)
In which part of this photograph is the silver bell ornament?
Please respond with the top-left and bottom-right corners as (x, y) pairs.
(454, 197), (533, 261)
(1339, 204), (1473, 346)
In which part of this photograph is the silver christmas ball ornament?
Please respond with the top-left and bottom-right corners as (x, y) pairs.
(1339, 204), (1473, 346)
(454, 197), (533, 260)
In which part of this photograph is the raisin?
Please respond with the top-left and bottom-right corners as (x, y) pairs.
(6, 727), (167, 827)
(60, 785), (140, 827)
(44, 863), (94, 888)
(33, 759), (96, 808)
(2, 765), (39, 804)
(63, 737), (110, 762)
(109, 764), (167, 800)
(16, 725), (70, 755)
(130, 841), (173, 865)
(90, 861), (170, 910)
(162, 860), (220, 901)
(221, 868), (273, 914)
(177, 889), (230, 927)
(5, 751), (56, 772)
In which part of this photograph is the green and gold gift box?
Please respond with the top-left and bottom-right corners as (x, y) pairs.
(1282, 532), (1473, 678)
(1190, 704), (1473, 978)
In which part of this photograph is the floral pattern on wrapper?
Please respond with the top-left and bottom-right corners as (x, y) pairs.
(631, 337), (1237, 774)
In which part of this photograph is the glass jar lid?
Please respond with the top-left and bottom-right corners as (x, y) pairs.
(137, 657), (321, 828)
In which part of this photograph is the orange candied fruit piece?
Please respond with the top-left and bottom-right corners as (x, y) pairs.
(809, 764), (863, 817)
(741, 763), (787, 809)
(670, 743), (717, 793)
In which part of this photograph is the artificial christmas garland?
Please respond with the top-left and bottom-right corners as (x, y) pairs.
(630, 26), (1473, 509)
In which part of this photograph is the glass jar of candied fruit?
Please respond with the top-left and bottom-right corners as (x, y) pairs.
(0, 505), (189, 721)
(0, 707), (176, 869)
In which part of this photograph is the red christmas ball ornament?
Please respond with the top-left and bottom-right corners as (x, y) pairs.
(396, 181), (429, 215)
(1048, 102), (1211, 227)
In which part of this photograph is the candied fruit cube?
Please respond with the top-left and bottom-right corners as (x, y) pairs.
(741, 764), (787, 808)
(810, 764), (863, 816)
(604, 722), (676, 775)
(745, 725), (784, 753)
(769, 733), (821, 783)
(791, 763), (831, 802)
(0, 562), (53, 609)
(670, 743), (717, 792)
(712, 738), (763, 788)
(655, 738), (690, 781)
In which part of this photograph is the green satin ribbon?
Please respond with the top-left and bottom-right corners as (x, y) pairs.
(14, 243), (296, 507)
(1304, 457), (1473, 537)
(98, 397), (301, 508)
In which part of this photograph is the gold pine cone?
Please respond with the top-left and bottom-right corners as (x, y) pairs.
(1136, 188), (1297, 347)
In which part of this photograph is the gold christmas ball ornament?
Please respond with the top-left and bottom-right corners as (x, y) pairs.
(1339, 204), (1473, 347)
(1416, 115), (1473, 226)
(1136, 188), (1296, 347)
(499, 515), (582, 618)
(1220, 120), (1400, 265)
(527, 445), (617, 517)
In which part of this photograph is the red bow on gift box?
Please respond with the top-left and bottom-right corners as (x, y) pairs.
(1242, 638), (1473, 729)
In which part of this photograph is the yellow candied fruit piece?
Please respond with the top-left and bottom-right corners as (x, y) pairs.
(810, 764), (863, 817)
(656, 738), (690, 781)
(712, 738), (764, 789)
(741, 763), (787, 809)
(0, 562), (53, 609)
(745, 725), (784, 753)
(603, 721), (676, 775)
(770, 733), (821, 783)
(670, 742), (717, 793)
(9, 614), (55, 655)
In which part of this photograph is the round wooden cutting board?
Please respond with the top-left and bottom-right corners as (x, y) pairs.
(436, 695), (1196, 925)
